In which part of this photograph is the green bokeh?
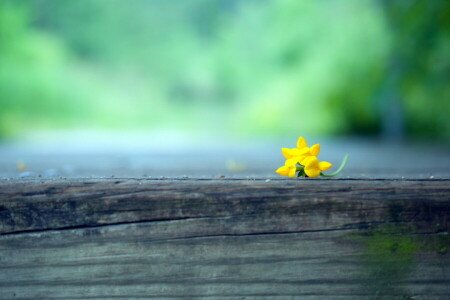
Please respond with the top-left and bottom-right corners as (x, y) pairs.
(0, 0), (449, 140)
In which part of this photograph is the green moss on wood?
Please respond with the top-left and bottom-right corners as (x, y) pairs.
(348, 224), (449, 299)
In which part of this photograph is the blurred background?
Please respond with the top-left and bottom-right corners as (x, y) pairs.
(1, 0), (449, 142)
(0, 3), (448, 297)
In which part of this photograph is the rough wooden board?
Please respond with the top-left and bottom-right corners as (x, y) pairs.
(1, 218), (449, 299)
(0, 179), (449, 235)
(0, 179), (449, 299)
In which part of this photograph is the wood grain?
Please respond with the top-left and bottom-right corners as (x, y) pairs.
(0, 179), (449, 299)
(1, 179), (449, 235)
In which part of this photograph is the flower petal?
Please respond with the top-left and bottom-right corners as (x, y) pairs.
(303, 156), (319, 169)
(291, 148), (305, 156)
(296, 137), (308, 149)
(310, 144), (320, 156)
(281, 148), (293, 159)
(319, 161), (332, 171)
(304, 167), (320, 178)
(288, 167), (297, 177)
(299, 156), (308, 165)
(298, 147), (310, 155)
(286, 157), (299, 166)
(275, 166), (290, 176)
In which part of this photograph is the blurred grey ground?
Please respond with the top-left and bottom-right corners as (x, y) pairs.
(0, 131), (449, 180)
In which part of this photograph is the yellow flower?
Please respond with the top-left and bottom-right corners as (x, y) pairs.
(281, 136), (321, 165)
(302, 156), (332, 178)
(276, 136), (348, 178)
(275, 159), (298, 177)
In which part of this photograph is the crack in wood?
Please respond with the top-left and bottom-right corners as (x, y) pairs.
(0, 216), (432, 240)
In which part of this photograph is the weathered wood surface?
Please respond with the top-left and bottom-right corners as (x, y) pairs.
(1, 179), (449, 299)
(0, 179), (449, 235)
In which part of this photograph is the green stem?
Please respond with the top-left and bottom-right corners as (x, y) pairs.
(296, 166), (305, 177)
(320, 154), (349, 177)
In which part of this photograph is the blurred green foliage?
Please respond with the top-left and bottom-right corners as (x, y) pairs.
(0, 0), (449, 140)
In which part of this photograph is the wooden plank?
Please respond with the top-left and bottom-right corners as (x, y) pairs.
(1, 219), (449, 299)
(0, 179), (449, 299)
(1, 179), (449, 234)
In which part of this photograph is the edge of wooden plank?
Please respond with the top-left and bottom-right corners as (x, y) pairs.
(0, 179), (449, 235)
